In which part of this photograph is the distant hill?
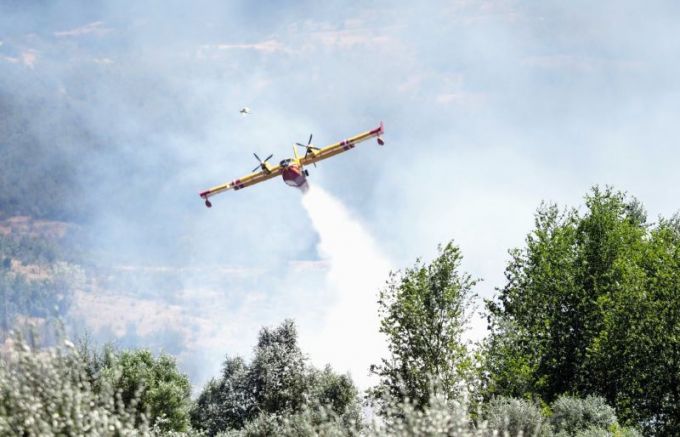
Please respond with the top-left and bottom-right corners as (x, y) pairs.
(0, 215), (83, 338)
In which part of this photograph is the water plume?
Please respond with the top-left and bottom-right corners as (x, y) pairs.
(300, 184), (391, 389)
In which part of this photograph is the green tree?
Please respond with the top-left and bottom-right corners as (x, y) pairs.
(369, 242), (477, 410)
(191, 320), (361, 436)
(483, 187), (680, 435)
(96, 349), (192, 432)
(248, 319), (308, 415)
(192, 356), (252, 433)
(308, 365), (361, 427)
(588, 214), (680, 435)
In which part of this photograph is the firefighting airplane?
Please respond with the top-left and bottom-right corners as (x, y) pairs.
(199, 122), (384, 207)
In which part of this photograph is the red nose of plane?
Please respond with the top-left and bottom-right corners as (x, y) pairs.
(282, 164), (307, 188)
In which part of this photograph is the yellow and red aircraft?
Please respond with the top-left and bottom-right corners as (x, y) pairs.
(199, 122), (385, 207)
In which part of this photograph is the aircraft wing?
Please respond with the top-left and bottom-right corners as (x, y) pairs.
(299, 122), (384, 168)
(200, 165), (283, 200)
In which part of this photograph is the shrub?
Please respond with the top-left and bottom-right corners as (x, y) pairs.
(218, 408), (353, 437)
(372, 395), (475, 436)
(484, 397), (552, 437)
(550, 395), (616, 436)
(0, 335), (144, 435)
(84, 346), (192, 433)
(572, 425), (641, 437)
(369, 393), (555, 436)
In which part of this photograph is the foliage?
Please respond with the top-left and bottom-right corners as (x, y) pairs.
(369, 242), (477, 412)
(248, 319), (308, 415)
(191, 357), (251, 433)
(594, 214), (680, 435)
(485, 397), (552, 437)
(483, 187), (680, 435)
(304, 364), (362, 433)
(368, 392), (638, 437)
(370, 394), (476, 436)
(217, 407), (354, 437)
(191, 320), (361, 436)
(550, 395), (616, 436)
(91, 347), (193, 433)
(370, 393), (546, 437)
(584, 426), (642, 437)
(0, 335), (144, 435)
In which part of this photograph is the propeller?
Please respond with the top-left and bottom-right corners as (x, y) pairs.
(295, 134), (321, 167)
(252, 152), (274, 172)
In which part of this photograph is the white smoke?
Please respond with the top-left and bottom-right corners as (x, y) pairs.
(299, 185), (391, 389)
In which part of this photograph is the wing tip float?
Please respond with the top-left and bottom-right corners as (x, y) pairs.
(199, 122), (384, 208)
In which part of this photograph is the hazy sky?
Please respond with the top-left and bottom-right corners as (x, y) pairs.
(2, 0), (679, 388)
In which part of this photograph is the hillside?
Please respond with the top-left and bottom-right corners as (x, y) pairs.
(0, 215), (81, 335)
(0, 213), (258, 386)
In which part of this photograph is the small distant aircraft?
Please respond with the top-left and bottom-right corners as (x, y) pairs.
(240, 107), (252, 115)
(199, 122), (385, 207)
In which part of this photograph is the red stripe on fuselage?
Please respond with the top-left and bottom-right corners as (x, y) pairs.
(342, 140), (355, 151)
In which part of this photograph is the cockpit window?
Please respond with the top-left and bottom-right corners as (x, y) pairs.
(280, 159), (292, 167)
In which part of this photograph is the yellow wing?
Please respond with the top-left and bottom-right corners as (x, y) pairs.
(299, 122), (384, 167)
(200, 165), (283, 200)
(199, 122), (384, 206)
